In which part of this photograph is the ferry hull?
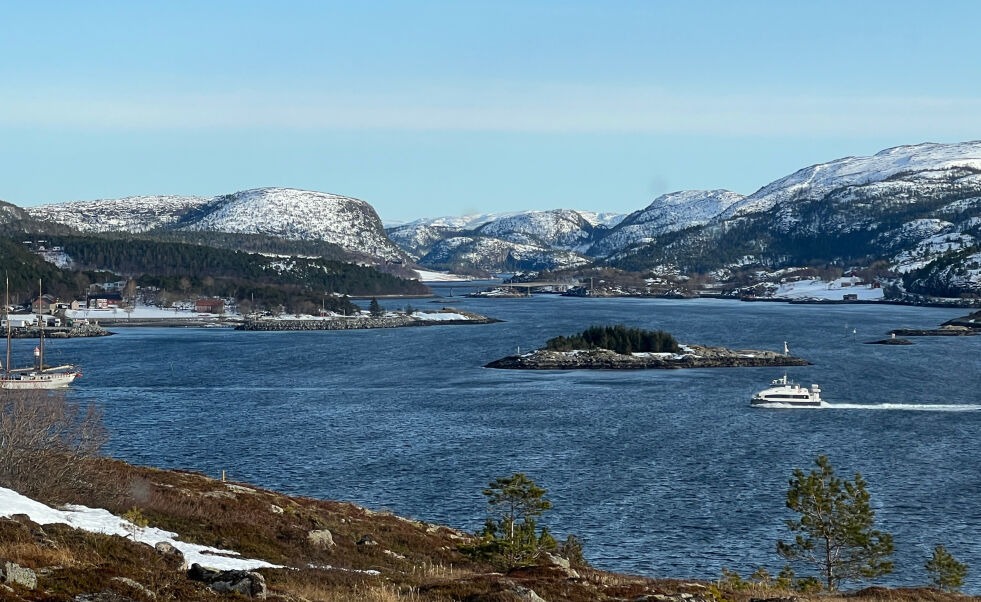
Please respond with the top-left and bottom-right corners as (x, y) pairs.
(751, 398), (823, 408)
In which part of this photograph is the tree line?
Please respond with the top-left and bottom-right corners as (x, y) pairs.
(546, 324), (680, 354)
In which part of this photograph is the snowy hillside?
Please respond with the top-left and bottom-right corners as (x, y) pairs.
(588, 190), (744, 257)
(723, 141), (981, 218)
(421, 235), (590, 272)
(27, 188), (408, 264)
(176, 188), (406, 262)
(28, 195), (210, 233)
(387, 208), (624, 264)
(474, 209), (602, 250)
(601, 142), (981, 296)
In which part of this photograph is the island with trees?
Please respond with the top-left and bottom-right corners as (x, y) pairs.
(486, 324), (810, 369)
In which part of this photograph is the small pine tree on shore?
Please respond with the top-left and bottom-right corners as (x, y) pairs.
(369, 297), (383, 317)
(777, 455), (893, 591)
(925, 544), (968, 592)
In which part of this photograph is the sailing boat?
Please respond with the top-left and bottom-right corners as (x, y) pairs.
(1, 278), (81, 390)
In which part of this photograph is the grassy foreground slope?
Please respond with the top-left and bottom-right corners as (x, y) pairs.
(0, 457), (974, 601)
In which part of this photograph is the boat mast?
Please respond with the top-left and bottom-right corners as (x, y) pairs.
(4, 275), (10, 379)
(37, 279), (43, 371)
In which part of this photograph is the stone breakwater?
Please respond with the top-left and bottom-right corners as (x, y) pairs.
(12, 324), (112, 338)
(236, 311), (500, 331)
(485, 345), (810, 370)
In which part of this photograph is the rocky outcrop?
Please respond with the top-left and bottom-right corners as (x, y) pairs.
(0, 560), (37, 590)
(187, 563), (266, 599)
(486, 346), (809, 370)
(888, 326), (978, 337)
(307, 529), (335, 549)
(942, 310), (981, 329)
(236, 310), (500, 331)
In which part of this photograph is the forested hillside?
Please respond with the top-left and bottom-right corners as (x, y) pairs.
(52, 236), (429, 296)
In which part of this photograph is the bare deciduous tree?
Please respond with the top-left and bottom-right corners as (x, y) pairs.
(0, 389), (108, 502)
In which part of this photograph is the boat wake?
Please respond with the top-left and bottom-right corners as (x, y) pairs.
(753, 402), (981, 412)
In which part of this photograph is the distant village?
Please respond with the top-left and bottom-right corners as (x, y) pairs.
(3, 277), (230, 330)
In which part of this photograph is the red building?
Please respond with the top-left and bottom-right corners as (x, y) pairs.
(195, 299), (225, 314)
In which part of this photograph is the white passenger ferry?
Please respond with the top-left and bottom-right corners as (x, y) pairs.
(751, 375), (824, 408)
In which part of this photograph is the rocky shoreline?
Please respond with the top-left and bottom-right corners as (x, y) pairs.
(237, 309), (500, 331)
(10, 323), (113, 338)
(485, 345), (810, 370)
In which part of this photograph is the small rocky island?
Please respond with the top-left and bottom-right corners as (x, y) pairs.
(486, 325), (809, 370)
(237, 308), (500, 331)
(865, 338), (914, 345)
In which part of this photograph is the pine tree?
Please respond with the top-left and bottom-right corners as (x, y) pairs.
(477, 473), (552, 568)
(777, 455), (893, 591)
(925, 544), (968, 592)
(369, 297), (383, 317)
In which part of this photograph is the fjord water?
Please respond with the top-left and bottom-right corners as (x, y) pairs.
(56, 293), (980, 590)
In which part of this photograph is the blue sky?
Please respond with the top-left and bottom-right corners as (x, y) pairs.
(2, 1), (980, 221)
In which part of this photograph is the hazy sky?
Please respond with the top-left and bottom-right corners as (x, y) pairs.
(3, 1), (981, 221)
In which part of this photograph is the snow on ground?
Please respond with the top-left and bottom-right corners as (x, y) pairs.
(412, 269), (476, 282)
(66, 307), (225, 320)
(0, 486), (279, 571)
(411, 311), (470, 321)
(771, 278), (884, 300)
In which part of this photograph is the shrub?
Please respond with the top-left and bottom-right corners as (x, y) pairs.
(0, 389), (107, 502)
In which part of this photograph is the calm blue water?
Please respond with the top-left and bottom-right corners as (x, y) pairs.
(45, 292), (981, 590)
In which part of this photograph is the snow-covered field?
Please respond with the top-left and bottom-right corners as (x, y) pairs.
(771, 278), (884, 301)
(0, 487), (278, 571)
(411, 311), (471, 321)
(66, 307), (226, 320)
(412, 269), (475, 282)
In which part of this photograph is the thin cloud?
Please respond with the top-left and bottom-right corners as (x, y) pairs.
(2, 84), (980, 137)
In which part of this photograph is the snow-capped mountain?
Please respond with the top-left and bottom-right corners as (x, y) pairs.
(722, 141), (981, 219)
(608, 141), (981, 295)
(473, 209), (603, 251)
(28, 188), (408, 263)
(588, 190), (744, 258)
(174, 188), (404, 261)
(386, 208), (625, 267)
(420, 235), (591, 272)
(28, 195), (210, 233)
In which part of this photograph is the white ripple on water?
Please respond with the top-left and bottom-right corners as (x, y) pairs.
(753, 402), (981, 411)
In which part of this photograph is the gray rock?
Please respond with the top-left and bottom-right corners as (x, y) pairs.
(543, 553), (579, 578)
(0, 561), (37, 590)
(357, 534), (378, 546)
(187, 563), (266, 599)
(154, 541), (185, 566)
(509, 585), (548, 602)
(111, 577), (156, 599)
(73, 592), (138, 602)
(307, 529), (335, 549)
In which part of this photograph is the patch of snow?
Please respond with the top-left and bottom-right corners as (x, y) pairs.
(0, 486), (279, 571)
(412, 269), (475, 282)
(412, 311), (469, 321)
(771, 278), (884, 300)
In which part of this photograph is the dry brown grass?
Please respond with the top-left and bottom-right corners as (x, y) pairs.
(0, 540), (77, 569)
(4, 457), (977, 602)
